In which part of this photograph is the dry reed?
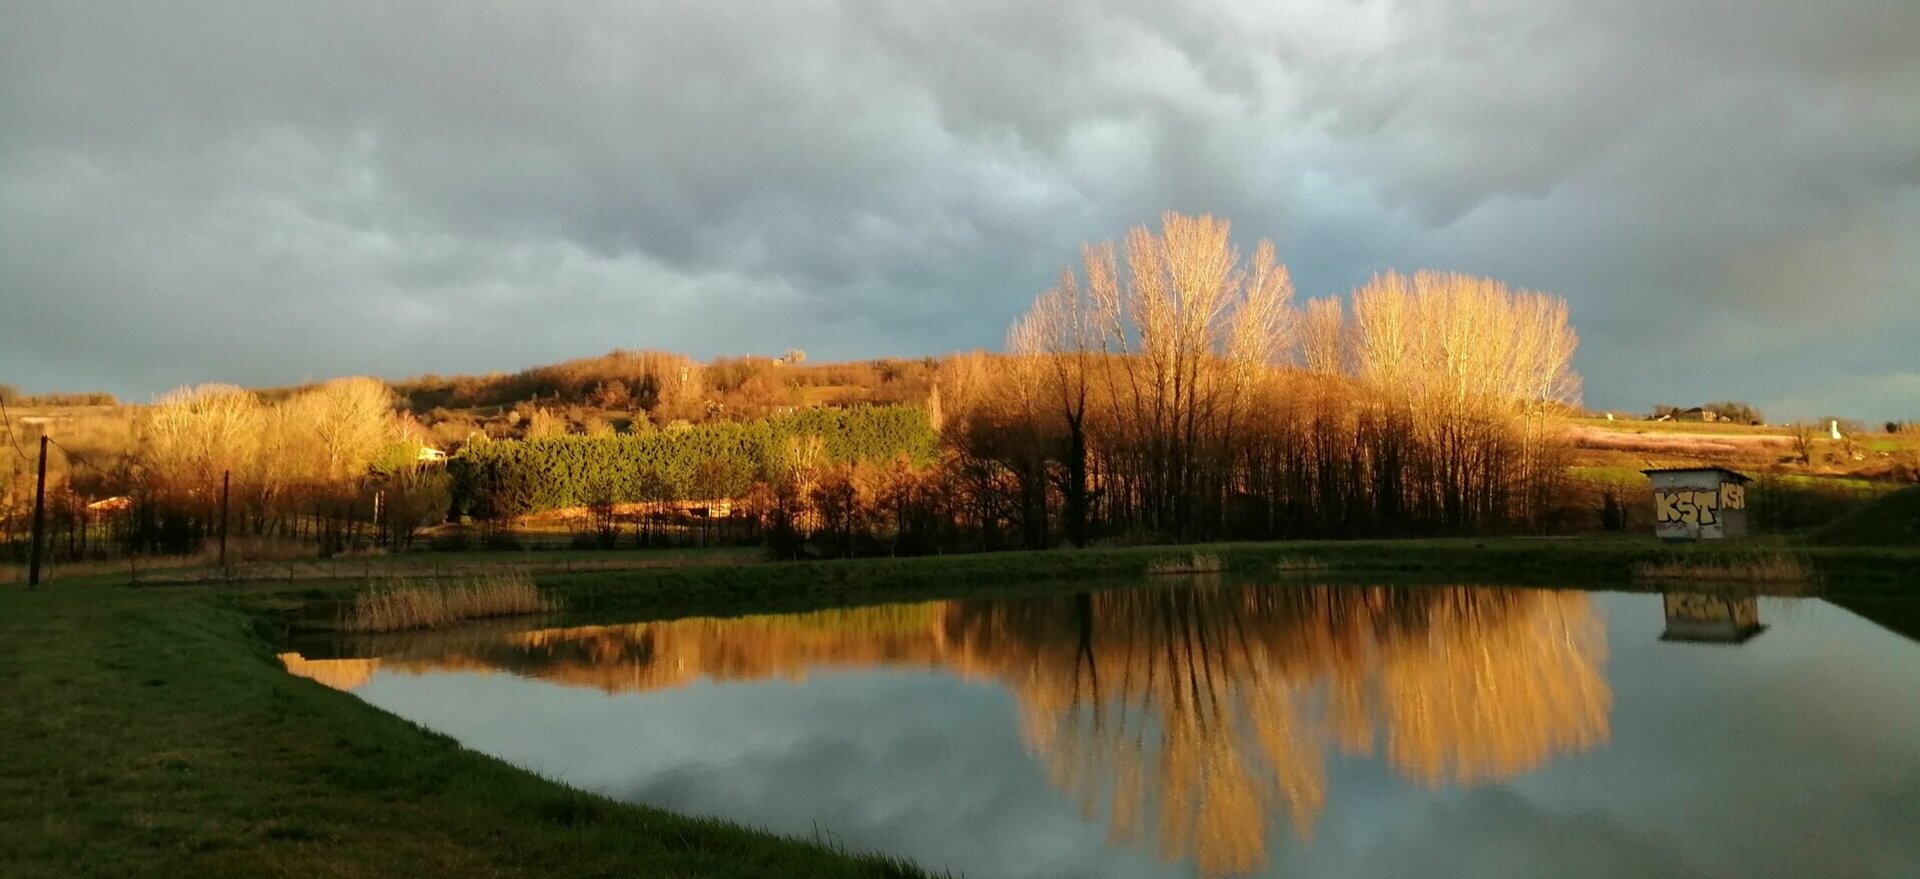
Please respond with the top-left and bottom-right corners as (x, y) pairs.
(1146, 552), (1225, 575)
(1630, 552), (1809, 584)
(340, 573), (553, 633)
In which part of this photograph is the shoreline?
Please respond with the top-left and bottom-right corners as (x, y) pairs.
(5, 537), (1914, 878)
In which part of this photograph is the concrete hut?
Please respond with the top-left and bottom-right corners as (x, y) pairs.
(1642, 466), (1752, 540)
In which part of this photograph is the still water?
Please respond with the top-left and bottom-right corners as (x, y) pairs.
(283, 583), (1920, 878)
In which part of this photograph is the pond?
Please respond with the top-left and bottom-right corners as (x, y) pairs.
(282, 582), (1920, 878)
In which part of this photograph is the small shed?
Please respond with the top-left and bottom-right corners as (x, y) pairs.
(1642, 466), (1752, 540)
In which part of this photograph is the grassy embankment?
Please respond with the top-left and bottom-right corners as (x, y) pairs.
(3, 544), (760, 587)
(6, 535), (1918, 879)
(0, 576), (938, 879)
(538, 537), (1919, 620)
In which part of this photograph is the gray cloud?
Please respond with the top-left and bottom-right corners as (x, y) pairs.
(3, 0), (1917, 418)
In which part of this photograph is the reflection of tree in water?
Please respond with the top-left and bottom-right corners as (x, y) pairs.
(941, 586), (1609, 876)
(283, 584), (1607, 877)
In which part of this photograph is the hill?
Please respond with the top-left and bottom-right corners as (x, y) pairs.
(1814, 486), (1920, 546)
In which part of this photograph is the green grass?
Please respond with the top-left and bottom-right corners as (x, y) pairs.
(537, 537), (1920, 621)
(0, 582), (934, 879)
(1814, 486), (1920, 547)
(388, 545), (760, 568)
(6, 535), (1917, 878)
(1566, 465), (1646, 486)
(13, 545), (764, 588)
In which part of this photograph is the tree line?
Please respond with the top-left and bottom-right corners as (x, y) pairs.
(10, 212), (1587, 564)
(126, 377), (445, 554)
(937, 212), (1581, 551)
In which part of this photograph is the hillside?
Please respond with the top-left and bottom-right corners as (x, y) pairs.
(388, 350), (938, 441)
(1815, 487), (1920, 546)
(7, 350), (1916, 539)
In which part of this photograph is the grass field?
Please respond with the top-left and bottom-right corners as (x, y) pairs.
(5, 536), (1918, 878)
(1568, 416), (1789, 435)
(0, 579), (934, 879)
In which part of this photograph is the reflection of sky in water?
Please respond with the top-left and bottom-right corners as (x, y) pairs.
(344, 592), (1920, 879)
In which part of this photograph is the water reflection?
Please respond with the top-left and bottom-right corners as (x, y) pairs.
(1660, 593), (1767, 645)
(950, 587), (1608, 875)
(285, 583), (1610, 876)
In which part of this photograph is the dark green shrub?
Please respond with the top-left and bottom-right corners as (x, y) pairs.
(449, 405), (936, 517)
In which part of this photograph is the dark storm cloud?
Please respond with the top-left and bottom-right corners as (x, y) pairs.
(3, 0), (1916, 416)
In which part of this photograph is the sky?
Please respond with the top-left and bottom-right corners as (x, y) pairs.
(3, 0), (1917, 420)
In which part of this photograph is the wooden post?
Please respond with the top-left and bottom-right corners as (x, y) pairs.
(28, 435), (49, 586)
(218, 470), (231, 570)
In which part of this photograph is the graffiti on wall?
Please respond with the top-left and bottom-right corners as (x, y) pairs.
(1654, 482), (1746, 527)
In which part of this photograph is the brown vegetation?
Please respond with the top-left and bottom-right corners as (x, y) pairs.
(0, 386), (117, 407)
(129, 378), (446, 555)
(1630, 552), (1810, 584)
(339, 573), (553, 633)
(1144, 551), (1225, 575)
(945, 213), (1583, 548)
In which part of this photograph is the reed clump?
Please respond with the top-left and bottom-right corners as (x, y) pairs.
(1630, 552), (1809, 584)
(340, 573), (553, 633)
(1146, 552), (1225, 575)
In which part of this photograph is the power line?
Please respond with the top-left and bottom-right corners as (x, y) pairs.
(44, 436), (120, 482)
(0, 397), (37, 465)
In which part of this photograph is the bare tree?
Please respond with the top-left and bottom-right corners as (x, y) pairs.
(1010, 266), (1100, 546)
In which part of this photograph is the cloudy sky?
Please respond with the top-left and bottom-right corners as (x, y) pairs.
(4, 1), (1917, 418)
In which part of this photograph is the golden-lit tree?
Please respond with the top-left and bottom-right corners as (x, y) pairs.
(291, 377), (400, 482)
(135, 376), (407, 551)
(141, 383), (262, 494)
(1010, 266), (1098, 546)
(1346, 271), (1581, 528)
(1298, 297), (1345, 376)
(957, 221), (1584, 545)
(1081, 214), (1297, 534)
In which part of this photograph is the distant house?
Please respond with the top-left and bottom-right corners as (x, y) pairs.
(1675, 407), (1721, 423)
(85, 496), (132, 514)
(672, 498), (733, 518)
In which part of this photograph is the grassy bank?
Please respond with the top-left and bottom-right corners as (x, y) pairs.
(0, 582), (934, 879)
(6, 535), (1916, 878)
(537, 536), (1920, 619)
(10, 545), (762, 588)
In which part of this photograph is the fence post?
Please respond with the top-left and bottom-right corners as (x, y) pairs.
(219, 470), (231, 572)
(28, 435), (49, 587)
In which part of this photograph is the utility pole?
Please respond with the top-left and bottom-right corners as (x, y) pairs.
(219, 470), (231, 570)
(28, 435), (48, 587)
